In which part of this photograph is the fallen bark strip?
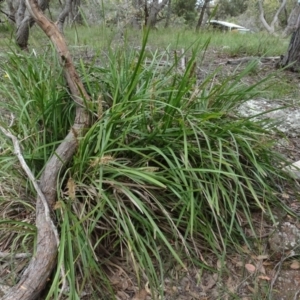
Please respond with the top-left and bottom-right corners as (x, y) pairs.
(226, 56), (280, 65)
(1, 0), (92, 299)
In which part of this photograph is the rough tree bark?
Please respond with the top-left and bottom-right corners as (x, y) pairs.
(15, 0), (49, 49)
(282, 4), (300, 37)
(278, 24), (300, 71)
(56, 0), (72, 33)
(196, 0), (210, 32)
(6, 0), (16, 18)
(15, 0), (26, 26)
(257, 0), (287, 35)
(69, 0), (82, 25)
(1, 0), (91, 299)
(58, 0), (82, 30)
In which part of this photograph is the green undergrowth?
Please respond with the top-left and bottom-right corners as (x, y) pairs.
(0, 35), (295, 299)
(63, 25), (288, 57)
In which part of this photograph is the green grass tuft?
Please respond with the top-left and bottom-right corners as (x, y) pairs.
(0, 35), (294, 299)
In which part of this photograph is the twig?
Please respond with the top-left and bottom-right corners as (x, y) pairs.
(293, 289), (300, 300)
(0, 126), (67, 296)
(0, 126), (52, 224)
(226, 56), (280, 65)
(180, 48), (185, 70)
(0, 252), (31, 259)
(269, 251), (299, 300)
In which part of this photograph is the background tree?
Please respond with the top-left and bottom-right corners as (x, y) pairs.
(278, 3), (300, 70)
(215, 0), (248, 19)
(21, 0), (49, 49)
(128, 0), (170, 28)
(282, 1), (300, 36)
(2, 0), (83, 49)
(196, 0), (211, 31)
(56, 0), (82, 33)
(145, 0), (169, 27)
(173, 0), (197, 26)
(257, 0), (287, 34)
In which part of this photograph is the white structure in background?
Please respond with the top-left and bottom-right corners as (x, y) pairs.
(208, 20), (251, 33)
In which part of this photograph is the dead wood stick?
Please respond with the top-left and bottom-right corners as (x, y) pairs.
(226, 56), (280, 65)
(0, 126), (66, 299)
(1, 0), (91, 299)
(0, 252), (31, 259)
(0, 126), (56, 227)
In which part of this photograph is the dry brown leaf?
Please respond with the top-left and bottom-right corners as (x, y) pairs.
(226, 276), (236, 293)
(185, 281), (190, 291)
(200, 274), (217, 292)
(262, 261), (273, 266)
(282, 193), (290, 199)
(256, 263), (266, 275)
(117, 290), (129, 300)
(213, 273), (219, 281)
(247, 285), (256, 293)
(53, 201), (62, 210)
(245, 264), (256, 273)
(122, 280), (129, 290)
(235, 261), (244, 267)
(256, 255), (269, 260)
(290, 260), (300, 270)
(241, 245), (251, 254)
(258, 275), (271, 281)
(132, 289), (148, 300)
(67, 177), (76, 200)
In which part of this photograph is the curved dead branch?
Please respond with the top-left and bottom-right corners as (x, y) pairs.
(2, 0), (91, 299)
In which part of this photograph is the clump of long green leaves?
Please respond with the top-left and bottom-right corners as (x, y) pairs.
(0, 38), (291, 299)
(0, 48), (74, 291)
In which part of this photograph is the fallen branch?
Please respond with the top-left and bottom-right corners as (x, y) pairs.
(1, 0), (92, 299)
(226, 56), (280, 65)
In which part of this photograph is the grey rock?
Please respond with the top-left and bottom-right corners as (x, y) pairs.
(268, 222), (300, 256)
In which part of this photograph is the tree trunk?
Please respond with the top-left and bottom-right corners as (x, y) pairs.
(196, 0), (210, 32)
(15, 0), (26, 26)
(15, 0), (49, 50)
(4, 0), (17, 22)
(56, 0), (72, 33)
(282, 4), (300, 37)
(278, 25), (300, 71)
(72, 0), (83, 24)
(146, 0), (168, 28)
(257, 0), (287, 35)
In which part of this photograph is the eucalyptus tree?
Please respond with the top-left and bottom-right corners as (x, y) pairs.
(283, 0), (300, 36)
(2, 0), (80, 49)
(216, 0), (248, 18)
(257, 0), (287, 34)
(278, 1), (300, 70)
(196, 0), (211, 31)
